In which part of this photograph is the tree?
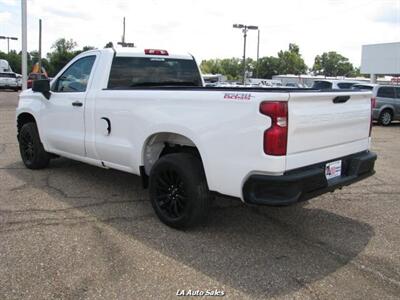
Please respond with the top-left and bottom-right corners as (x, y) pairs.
(46, 38), (78, 76)
(74, 46), (96, 56)
(312, 51), (355, 77)
(200, 58), (245, 80)
(104, 42), (114, 48)
(276, 43), (308, 75)
(256, 56), (280, 79)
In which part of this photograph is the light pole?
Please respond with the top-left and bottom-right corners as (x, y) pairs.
(256, 29), (260, 78)
(233, 24), (258, 84)
(38, 19), (42, 74)
(0, 36), (18, 54)
(21, 0), (27, 90)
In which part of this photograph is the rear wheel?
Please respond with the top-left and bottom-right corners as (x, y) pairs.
(149, 153), (210, 229)
(379, 110), (392, 126)
(18, 122), (50, 169)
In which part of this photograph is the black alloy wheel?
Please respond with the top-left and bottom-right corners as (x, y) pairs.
(149, 153), (210, 229)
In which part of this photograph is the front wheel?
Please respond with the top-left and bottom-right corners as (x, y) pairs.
(149, 153), (211, 229)
(18, 122), (50, 169)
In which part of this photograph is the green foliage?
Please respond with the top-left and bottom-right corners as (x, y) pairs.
(46, 38), (78, 76)
(312, 51), (355, 77)
(201, 43), (308, 80)
(256, 56), (280, 79)
(0, 38), (96, 77)
(200, 58), (244, 80)
(276, 43), (308, 75)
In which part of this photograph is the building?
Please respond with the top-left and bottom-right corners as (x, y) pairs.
(361, 42), (400, 83)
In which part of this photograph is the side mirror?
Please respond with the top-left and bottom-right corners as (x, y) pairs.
(32, 79), (51, 100)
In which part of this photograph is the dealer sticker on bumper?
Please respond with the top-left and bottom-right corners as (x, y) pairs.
(325, 160), (342, 180)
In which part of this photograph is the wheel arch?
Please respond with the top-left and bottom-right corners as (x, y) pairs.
(17, 112), (37, 138)
(141, 132), (206, 177)
(380, 106), (394, 116)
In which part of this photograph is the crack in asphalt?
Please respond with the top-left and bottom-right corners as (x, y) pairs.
(0, 199), (149, 214)
(0, 214), (154, 234)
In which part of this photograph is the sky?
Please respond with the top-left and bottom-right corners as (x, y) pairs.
(0, 0), (399, 67)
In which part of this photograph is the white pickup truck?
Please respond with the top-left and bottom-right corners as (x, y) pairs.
(16, 48), (377, 228)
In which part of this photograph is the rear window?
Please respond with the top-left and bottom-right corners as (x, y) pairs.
(337, 82), (356, 89)
(352, 85), (373, 90)
(108, 57), (203, 89)
(312, 81), (332, 89)
(0, 73), (16, 78)
(377, 87), (395, 98)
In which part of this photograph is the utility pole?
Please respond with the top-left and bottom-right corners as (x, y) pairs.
(117, 17), (134, 47)
(21, 0), (27, 90)
(122, 17), (125, 44)
(233, 24), (258, 84)
(0, 36), (18, 54)
(38, 19), (42, 73)
(256, 29), (260, 78)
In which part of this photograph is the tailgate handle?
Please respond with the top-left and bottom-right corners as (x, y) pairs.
(333, 96), (350, 104)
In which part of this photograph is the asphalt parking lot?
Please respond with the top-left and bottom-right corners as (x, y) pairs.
(0, 91), (399, 299)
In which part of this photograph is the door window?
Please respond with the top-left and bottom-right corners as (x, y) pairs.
(395, 87), (400, 99)
(377, 87), (395, 98)
(53, 55), (96, 93)
(311, 81), (332, 89)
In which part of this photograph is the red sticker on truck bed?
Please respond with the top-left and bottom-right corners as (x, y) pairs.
(224, 93), (253, 101)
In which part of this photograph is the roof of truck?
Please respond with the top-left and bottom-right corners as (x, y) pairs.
(109, 47), (195, 60)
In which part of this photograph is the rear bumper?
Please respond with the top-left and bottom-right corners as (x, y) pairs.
(243, 151), (377, 206)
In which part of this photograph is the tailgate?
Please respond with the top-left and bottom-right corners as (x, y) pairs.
(286, 91), (371, 165)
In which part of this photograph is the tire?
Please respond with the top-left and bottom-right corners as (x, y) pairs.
(149, 153), (210, 229)
(18, 122), (50, 169)
(379, 110), (392, 126)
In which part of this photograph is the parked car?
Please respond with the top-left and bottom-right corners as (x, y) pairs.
(0, 72), (19, 91)
(16, 48), (376, 228)
(27, 73), (48, 89)
(312, 80), (361, 90)
(354, 84), (400, 126)
(15, 73), (22, 90)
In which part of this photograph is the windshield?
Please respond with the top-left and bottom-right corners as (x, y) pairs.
(108, 56), (203, 88)
(312, 81), (332, 90)
(352, 85), (373, 90)
(0, 73), (16, 78)
(337, 82), (357, 89)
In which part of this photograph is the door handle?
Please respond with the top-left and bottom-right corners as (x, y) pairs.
(72, 101), (83, 107)
(332, 96), (350, 104)
(101, 117), (111, 135)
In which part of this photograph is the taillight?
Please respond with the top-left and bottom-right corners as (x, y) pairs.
(144, 49), (169, 56)
(369, 97), (376, 137)
(260, 101), (288, 156)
